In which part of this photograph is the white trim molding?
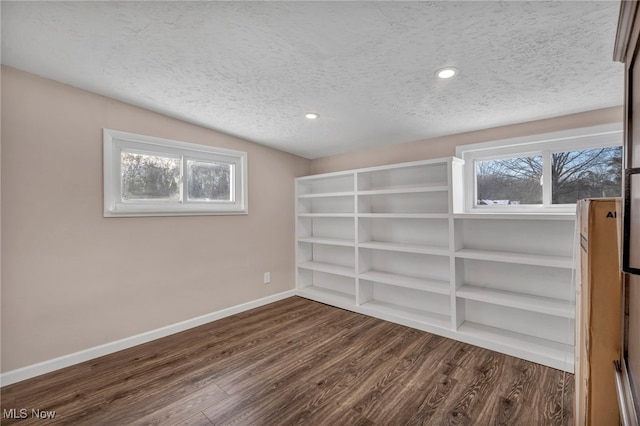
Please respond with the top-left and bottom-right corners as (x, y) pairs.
(0, 290), (296, 387)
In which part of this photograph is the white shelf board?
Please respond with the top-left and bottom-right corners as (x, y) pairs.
(297, 213), (355, 218)
(359, 270), (450, 295)
(357, 213), (449, 219)
(457, 322), (574, 372)
(353, 157), (458, 174)
(359, 300), (450, 329)
(297, 286), (354, 307)
(454, 213), (576, 221)
(456, 285), (575, 318)
(455, 248), (574, 269)
(298, 237), (355, 247)
(357, 185), (448, 196)
(358, 241), (449, 256)
(297, 191), (354, 199)
(297, 261), (355, 277)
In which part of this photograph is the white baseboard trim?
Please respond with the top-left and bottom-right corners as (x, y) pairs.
(1, 290), (296, 387)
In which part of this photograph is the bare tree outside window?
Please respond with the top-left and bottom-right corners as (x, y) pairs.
(475, 147), (622, 206)
(476, 156), (543, 205)
(551, 147), (622, 203)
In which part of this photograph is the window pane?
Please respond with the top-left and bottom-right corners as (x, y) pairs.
(551, 146), (622, 204)
(187, 160), (232, 201)
(121, 152), (181, 201)
(476, 156), (543, 205)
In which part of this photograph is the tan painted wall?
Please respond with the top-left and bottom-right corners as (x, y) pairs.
(310, 107), (623, 174)
(0, 67), (310, 372)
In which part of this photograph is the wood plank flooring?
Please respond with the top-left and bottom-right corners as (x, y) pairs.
(0, 297), (573, 425)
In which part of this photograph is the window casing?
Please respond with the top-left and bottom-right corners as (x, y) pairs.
(104, 129), (247, 217)
(456, 124), (623, 213)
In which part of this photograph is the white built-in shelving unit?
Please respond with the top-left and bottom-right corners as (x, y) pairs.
(295, 157), (576, 372)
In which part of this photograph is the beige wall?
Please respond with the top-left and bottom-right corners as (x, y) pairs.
(0, 66), (310, 372)
(310, 106), (623, 174)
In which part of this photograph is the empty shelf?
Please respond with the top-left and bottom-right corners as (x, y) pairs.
(457, 322), (574, 372)
(298, 237), (355, 247)
(297, 286), (354, 307)
(297, 261), (355, 277)
(297, 191), (354, 198)
(297, 213), (355, 218)
(359, 300), (450, 329)
(357, 185), (448, 196)
(357, 213), (449, 219)
(359, 241), (449, 256)
(359, 271), (450, 295)
(455, 249), (574, 269)
(456, 285), (575, 318)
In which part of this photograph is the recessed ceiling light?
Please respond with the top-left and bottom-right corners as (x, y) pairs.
(305, 113), (319, 120)
(436, 67), (458, 79)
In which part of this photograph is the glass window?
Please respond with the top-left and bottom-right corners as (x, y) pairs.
(187, 160), (232, 202)
(457, 125), (623, 212)
(121, 152), (181, 201)
(476, 155), (543, 205)
(551, 146), (622, 204)
(104, 129), (247, 216)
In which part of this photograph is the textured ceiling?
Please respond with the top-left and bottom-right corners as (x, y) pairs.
(1, 1), (624, 159)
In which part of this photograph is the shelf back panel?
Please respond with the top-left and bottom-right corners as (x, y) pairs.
(465, 300), (575, 345)
(359, 217), (449, 247)
(358, 164), (447, 191)
(298, 174), (354, 195)
(360, 249), (450, 282)
(459, 258), (574, 301)
(459, 219), (575, 258)
(359, 192), (449, 214)
(361, 280), (451, 316)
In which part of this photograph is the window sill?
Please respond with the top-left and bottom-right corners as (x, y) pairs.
(104, 204), (248, 217)
(453, 212), (576, 220)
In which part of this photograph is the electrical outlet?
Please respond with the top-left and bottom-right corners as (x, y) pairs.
(264, 272), (271, 284)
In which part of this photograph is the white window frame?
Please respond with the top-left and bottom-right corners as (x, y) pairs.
(455, 123), (623, 214)
(104, 129), (248, 217)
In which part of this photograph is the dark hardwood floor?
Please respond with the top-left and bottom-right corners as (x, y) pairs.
(1, 297), (573, 425)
